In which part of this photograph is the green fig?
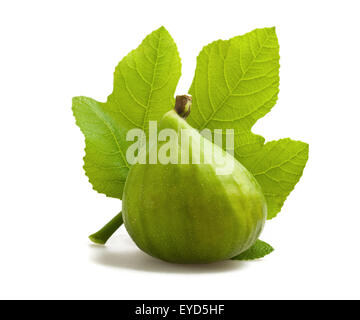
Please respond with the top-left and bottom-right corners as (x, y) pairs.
(122, 96), (267, 264)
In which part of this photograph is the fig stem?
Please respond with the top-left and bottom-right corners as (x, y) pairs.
(88, 211), (123, 245)
(174, 95), (192, 119)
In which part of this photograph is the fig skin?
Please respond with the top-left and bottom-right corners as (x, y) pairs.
(122, 110), (267, 264)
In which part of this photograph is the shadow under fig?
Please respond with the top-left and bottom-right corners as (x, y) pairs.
(89, 236), (248, 274)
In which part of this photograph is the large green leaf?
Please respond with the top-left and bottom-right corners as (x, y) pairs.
(187, 27), (308, 219)
(73, 27), (181, 198)
(240, 139), (309, 219)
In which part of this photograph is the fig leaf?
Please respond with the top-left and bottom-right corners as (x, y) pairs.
(187, 27), (308, 219)
(231, 239), (274, 260)
(73, 27), (181, 198)
(240, 138), (309, 219)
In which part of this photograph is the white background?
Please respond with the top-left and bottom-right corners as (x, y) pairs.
(1, 0), (359, 299)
